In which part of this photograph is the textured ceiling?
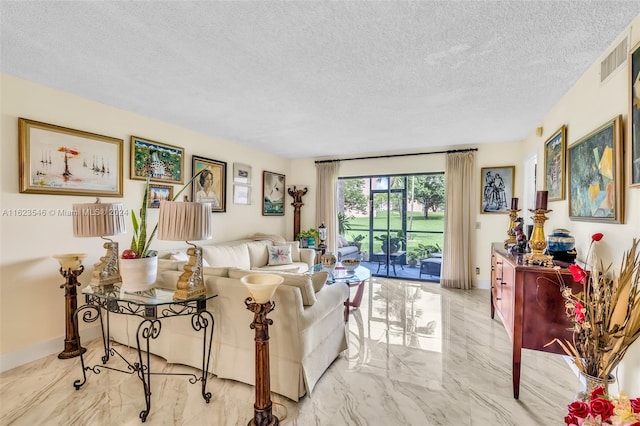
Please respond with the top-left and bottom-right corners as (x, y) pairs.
(2, 1), (640, 159)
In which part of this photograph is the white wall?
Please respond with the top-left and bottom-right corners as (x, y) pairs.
(0, 74), (292, 362)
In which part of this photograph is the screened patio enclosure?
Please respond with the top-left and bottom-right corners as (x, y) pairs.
(337, 174), (445, 282)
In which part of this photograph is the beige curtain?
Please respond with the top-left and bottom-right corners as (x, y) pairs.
(315, 161), (340, 254)
(441, 151), (476, 289)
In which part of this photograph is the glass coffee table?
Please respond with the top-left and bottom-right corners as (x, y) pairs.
(328, 265), (371, 311)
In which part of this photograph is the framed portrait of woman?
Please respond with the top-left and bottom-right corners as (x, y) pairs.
(191, 155), (226, 213)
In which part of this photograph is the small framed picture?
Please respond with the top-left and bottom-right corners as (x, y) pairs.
(147, 184), (173, 209)
(130, 136), (184, 184)
(262, 171), (285, 216)
(544, 125), (567, 201)
(233, 184), (251, 205)
(480, 166), (515, 214)
(233, 163), (252, 185)
(18, 118), (123, 197)
(192, 155), (227, 213)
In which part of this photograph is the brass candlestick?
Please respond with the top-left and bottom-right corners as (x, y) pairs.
(524, 209), (554, 267)
(504, 209), (520, 247)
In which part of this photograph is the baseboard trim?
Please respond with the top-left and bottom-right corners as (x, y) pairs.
(476, 279), (490, 289)
(0, 325), (101, 373)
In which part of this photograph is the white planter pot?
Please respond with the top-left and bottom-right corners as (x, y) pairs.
(119, 256), (158, 292)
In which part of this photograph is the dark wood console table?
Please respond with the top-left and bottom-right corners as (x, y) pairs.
(490, 243), (581, 399)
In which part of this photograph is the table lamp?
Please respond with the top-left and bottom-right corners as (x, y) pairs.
(72, 200), (126, 287)
(158, 200), (212, 300)
(241, 273), (284, 426)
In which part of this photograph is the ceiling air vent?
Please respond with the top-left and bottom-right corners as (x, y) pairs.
(601, 37), (628, 83)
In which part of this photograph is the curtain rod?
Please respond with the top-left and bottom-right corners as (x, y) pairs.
(314, 147), (478, 164)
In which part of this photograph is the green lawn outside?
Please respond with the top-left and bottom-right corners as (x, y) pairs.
(344, 211), (444, 256)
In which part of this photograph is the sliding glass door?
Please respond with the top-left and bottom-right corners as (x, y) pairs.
(338, 173), (444, 282)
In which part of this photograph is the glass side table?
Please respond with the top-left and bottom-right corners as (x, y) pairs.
(72, 285), (217, 423)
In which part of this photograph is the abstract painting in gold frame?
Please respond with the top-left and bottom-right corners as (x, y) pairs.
(568, 115), (624, 223)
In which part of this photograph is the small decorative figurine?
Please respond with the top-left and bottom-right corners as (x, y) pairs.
(510, 217), (529, 254)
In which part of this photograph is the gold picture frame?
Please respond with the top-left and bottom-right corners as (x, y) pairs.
(628, 40), (640, 188)
(147, 184), (174, 209)
(130, 136), (184, 184)
(568, 115), (624, 223)
(543, 125), (567, 201)
(18, 118), (123, 197)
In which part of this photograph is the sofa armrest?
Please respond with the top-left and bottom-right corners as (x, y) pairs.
(299, 248), (315, 268)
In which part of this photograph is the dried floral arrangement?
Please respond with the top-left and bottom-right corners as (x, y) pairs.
(547, 235), (640, 379)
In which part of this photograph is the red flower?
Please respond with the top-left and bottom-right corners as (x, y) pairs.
(591, 233), (604, 242)
(568, 400), (590, 418)
(590, 397), (615, 421)
(574, 301), (585, 323)
(564, 414), (579, 425)
(590, 386), (606, 400)
(631, 397), (640, 413)
(569, 264), (587, 285)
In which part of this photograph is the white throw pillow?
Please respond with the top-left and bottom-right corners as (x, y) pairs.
(267, 245), (293, 266)
(338, 235), (349, 248)
(169, 251), (189, 262)
(287, 240), (301, 262)
(311, 271), (329, 292)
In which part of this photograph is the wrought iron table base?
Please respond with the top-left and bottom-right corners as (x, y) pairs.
(72, 297), (214, 422)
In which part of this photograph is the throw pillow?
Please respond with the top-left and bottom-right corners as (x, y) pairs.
(286, 240), (301, 262)
(267, 245), (293, 266)
(311, 271), (329, 293)
(169, 251), (189, 262)
(338, 235), (349, 248)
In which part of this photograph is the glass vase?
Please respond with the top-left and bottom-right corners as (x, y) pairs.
(576, 372), (615, 401)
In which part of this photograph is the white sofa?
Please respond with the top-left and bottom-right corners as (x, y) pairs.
(108, 237), (349, 401)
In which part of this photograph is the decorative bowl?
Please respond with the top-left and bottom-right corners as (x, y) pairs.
(341, 258), (360, 273)
(547, 228), (575, 252)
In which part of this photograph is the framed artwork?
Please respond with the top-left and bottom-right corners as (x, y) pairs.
(147, 184), (173, 209)
(480, 166), (514, 214)
(629, 41), (640, 187)
(130, 136), (184, 184)
(233, 184), (251, 205)
(233, 163), (252, 184)
(544, 125), (567, 201)
(262, 171), (285, 216)
(18, 118), (123, 197)
(568, 115), (624, 223)
(192, 155), (226, 213)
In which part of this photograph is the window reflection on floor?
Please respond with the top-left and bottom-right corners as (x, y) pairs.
(347, 277), (443, 388)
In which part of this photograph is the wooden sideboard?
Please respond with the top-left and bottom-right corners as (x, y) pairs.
(490, 243), (582, 399)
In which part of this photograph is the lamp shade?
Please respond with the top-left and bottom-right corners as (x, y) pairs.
(72, 202), (126, 237)
(240, 274), (284, 303)
(157, 201), (212, 241)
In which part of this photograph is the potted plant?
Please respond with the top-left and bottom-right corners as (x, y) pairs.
(351, 234), (365, 251)
(416, 243), (441, 259)
(374, 231), (406, 254)
(296, 228), (320, 248)
(407, 250), (419, 267)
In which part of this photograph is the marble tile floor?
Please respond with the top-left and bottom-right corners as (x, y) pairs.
(1, 278), (584, 425)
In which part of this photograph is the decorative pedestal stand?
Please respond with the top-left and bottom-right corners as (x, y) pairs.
(245, 299), (279, 426)
(287, 186), (308, 243)
(58, 264), (87, 359)
(504, 208), (520, 247)
(524, 209), (554, 267)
